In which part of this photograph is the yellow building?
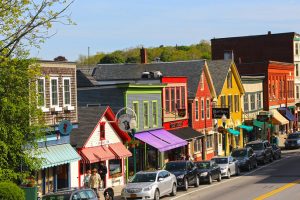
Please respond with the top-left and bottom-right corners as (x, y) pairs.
(207, 60), (245, 156)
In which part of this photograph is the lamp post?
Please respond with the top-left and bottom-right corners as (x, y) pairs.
(221, 114), (227, 156)
(129, 118), (137, 174)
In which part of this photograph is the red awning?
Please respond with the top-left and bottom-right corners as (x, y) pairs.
(109, 142), (132, 159)
(80, 146), (115, 163)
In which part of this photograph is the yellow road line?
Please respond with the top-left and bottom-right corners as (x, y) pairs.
(253, 179), (300, 200)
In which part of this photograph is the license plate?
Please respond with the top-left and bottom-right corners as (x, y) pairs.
(130, 194), (137, 198)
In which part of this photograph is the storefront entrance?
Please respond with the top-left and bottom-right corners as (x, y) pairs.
(57, 164), (69, 189)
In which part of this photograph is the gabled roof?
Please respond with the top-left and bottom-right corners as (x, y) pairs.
(207, 60), (245, 96)
(70, 106), (131, 148)
(93, 60), (206, 98)
(77, 70), (97, 87)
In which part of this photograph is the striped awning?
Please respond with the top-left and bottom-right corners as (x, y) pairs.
(38, 144), (81, 169)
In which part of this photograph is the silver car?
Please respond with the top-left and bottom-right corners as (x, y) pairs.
(212, 156), (240, 178)
(121, 170), (177, 200)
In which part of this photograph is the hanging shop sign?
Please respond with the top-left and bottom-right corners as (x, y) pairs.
(212, 108), (230, 119)
(58, 120), (73, 135)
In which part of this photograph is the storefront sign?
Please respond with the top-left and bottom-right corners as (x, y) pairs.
(177, 108), (186, 117)
(170, 120), (183, 129)
(212, 108), (230, 119)
(257, 115), (269, 122)
(118, 113), (135, 132)
(58, 120), (73, 135)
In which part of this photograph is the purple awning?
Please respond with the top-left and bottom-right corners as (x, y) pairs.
(135, 129), (188, 152)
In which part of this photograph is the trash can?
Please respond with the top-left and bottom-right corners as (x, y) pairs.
(21, 186), (38, 200)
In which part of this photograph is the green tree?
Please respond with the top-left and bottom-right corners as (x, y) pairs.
(99, 53), (125, 64)
(0, 0), (73, 182)
(0, 181), (25, 200)
(0, 0), (74, 57)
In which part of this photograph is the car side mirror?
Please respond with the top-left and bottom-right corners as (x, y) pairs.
(158, 177), (164, 182)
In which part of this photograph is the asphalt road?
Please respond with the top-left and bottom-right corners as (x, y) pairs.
(159, 149), (300, 200)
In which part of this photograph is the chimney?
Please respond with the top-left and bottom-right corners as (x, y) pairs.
(268, 31), (271, 35)
(140, 47), (147, 64)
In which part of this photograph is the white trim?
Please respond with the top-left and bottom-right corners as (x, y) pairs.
(50, 77), (61, 111)
(195, 99), (199, 121)
(63, 77), (72, 107)
(37, 77), (49, 112)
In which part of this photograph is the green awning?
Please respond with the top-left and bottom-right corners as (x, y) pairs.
(253, 120), (272, 129)
(227, 128), (240, 136)
(238, 125), (253, 132)
(38, 144), (81, 169)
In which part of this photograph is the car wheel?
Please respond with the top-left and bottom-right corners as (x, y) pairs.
(194, 176), (199, 187)
(183, 178), (189, 191)
(227, 170), (231, 179)
(170, 183), (177, 196)
(208, 175), (212, 184)
(154, 189), (160, 200)
(217, 173), (221, 182)
(269, 155), (273, 163)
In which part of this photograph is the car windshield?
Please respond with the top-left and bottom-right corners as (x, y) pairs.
(130, 173), (157, 183)
(195, 162), (210, 169)
(288, 134), (300, 139)
(165, 162), (186, 171)
(246, 143), (263, 150)
(232, 149), (247, 157)
(213, 158), (228, 164)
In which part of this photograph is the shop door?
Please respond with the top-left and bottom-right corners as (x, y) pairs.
(57, 164), (69, 189)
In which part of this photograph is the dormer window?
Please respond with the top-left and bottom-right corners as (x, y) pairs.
(100, 122), (106, 140)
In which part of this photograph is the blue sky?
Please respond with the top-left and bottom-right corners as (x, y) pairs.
(30, 0), (300, 61)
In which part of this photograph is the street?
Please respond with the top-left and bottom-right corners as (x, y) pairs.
(150, 150), (300, 200)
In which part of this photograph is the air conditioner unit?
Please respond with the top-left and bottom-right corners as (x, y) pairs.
(51, 106), (62, 112)
(64, 105), (75, 111)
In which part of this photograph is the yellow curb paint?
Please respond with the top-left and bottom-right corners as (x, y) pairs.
(254, 179), (300, 200)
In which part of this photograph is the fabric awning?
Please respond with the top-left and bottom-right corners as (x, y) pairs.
(271, 109), (289, 125)
(253, 120), (272, 129)
(169, 127), (205, 141)
(38, 144), (81, 169)
(135, 129), (188, 152)
(227, 129), (240, 136)
(278, 107), (295, 121)
(109, 142), (132, 159)
(80, 145), (115, 163)
(238, 125), (253, 132)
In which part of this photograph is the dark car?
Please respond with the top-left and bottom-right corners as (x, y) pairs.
(164, 160), (199, 191)
(231, 147), (257, 171)
(284, 132), (300, 149)
(194, 160), (221, 184)
(246, 140), (273, 164)
(272, 144), (282, 160)
(42, 188), (98, 200)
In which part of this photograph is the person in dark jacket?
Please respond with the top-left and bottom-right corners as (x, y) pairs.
(99, 162), (107, 188)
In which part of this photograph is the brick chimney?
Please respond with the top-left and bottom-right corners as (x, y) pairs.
(140, 47), (147, 64)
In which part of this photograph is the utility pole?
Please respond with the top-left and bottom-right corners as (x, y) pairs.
(88, 46), (90, 67)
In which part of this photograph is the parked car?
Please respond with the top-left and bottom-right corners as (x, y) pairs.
(42, 188), (98, 200)
(285, 132), (300, 149)
(194, 160), (221, 184)
(272, 144), (282, 160)
(164, 160), (199, 191)
(121, 170), (177, 200)
(246, 140), (273, 164)
(231, 147), (257, 171)
(212, 156), (239, 178)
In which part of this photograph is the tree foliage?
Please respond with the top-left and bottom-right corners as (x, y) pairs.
(77, 40), (211, 66)
(0, 0), (74, 57)
(0, 57), (46, 182)
(0, 181), (25, 200)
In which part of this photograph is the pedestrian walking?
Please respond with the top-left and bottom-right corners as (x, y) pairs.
(83, 169), (91, 188)
(89, 168), (101, 198)
(99, 162), (107, 188)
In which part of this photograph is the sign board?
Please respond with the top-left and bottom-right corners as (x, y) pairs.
(170, 120), (184, 129)
(212, 108), (230, 119)
(177, 108), (186, 118)
(118, 113), (135, 132)
(257, 115), (269, 122)
(58, 120), (73, 135)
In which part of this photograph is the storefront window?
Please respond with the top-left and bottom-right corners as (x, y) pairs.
(181, 86), (186, 108)
(171, 87), (175, 112)
(194, 138), (202, 152)
(109, 159), (122, 176)
(206, 135), (213, 148)
(244, 94), (249, 112)
(165, 88), (170, 112)
(250, 94), (256, 110)
(176, 87), (180, 109)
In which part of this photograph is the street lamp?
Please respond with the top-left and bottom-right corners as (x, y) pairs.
(221, 114), (227, 156)
(129, 118), (137, 174)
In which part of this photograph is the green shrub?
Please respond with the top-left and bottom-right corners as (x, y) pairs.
(0, 181), (25, 200)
